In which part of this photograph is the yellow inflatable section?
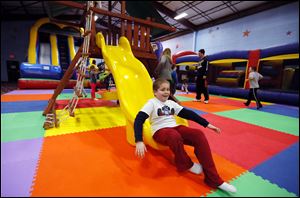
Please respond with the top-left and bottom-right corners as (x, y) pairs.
(96, 32), (188, 150)
(28, 18), (80, 65)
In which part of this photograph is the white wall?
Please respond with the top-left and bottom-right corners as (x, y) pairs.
(161, 2), (299, 56)
(195, 2), (299, 55)
(161, 32), (195, 55)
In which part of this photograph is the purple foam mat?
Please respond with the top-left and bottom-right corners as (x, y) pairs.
(1, 138), (44, 197)
(4, 90), (54, 95)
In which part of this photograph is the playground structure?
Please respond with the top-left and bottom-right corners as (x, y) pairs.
(42, 1), (187, 150)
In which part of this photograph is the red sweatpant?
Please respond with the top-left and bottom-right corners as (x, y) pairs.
(153, 125), (223, 188)
(90, 83), (96, 99)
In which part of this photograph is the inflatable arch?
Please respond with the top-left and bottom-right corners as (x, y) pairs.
(28, 18), (80, 65)
(20, 18), (82, 81)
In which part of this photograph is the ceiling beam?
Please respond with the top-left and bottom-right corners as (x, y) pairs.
(154, 0), (297, 41)
(196, 0), (298, 31)
(54, 1), (176, 32)
(151, 1), (197, 31)
(1, 14), (49, 21)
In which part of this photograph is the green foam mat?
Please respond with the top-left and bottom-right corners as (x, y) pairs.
(57, 93), (102, 100)
(215, 109), (299, 136)
(206, 171), (297, 197)
(175, 95), (195, 102)
(1, 111), (45, 142)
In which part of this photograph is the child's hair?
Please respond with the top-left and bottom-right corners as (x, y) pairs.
(198, 49), (205, 54)
(90, 65), (96, 70)
(153, 78), (170, 91)
(162, 48), (172, 63)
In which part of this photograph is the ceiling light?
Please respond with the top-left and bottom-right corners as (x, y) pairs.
(94, 15), (99, 21)
(174, 13), (188, 20)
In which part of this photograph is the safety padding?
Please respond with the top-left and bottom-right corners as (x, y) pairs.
(20, 63), (62, 80)
(216, 70), (245, 87)
(180, 84), (298, 106)
(172, 51), (197, 63)
(175, 55), (200, 64)
(18, 78), (103, 89)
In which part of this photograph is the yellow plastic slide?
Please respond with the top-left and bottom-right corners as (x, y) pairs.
(95, 32), (188, 150)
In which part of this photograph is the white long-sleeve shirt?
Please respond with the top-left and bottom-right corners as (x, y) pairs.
(248, 71), (263, 88)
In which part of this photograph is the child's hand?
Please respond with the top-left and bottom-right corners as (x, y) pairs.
(207, 124), (221, 134)
(135, 141), (147, 158)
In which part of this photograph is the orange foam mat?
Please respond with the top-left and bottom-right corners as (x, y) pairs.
(206, 97), (262, 108)
(31, 127), (246, 196)
(181, 101), (242, 113)
(1, 94), (52, 102)
(177, 93), (221, 100)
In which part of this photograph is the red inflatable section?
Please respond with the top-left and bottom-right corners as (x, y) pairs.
(18, 78), (103, 89)
(172, 51), (197, 63)
(244, 49), (261, 89)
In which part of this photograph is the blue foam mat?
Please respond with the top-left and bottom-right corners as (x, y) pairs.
(185, 107), (207, 115)
(250, 142), (299, 196)
(1, 101), (48, 113)
(251, 104), (299, 118)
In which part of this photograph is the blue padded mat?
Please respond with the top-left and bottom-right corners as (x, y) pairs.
(185, 107), (207, 115)
(249, 104), (299, 118)
(61, 89), (92, 94)
(1, 101), (48, 113)
(250, 143), (299, 196)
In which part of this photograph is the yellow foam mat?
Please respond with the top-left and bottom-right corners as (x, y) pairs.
(45, 106), (126, 137)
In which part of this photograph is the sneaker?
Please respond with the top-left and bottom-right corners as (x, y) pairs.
(189, 163), (203, 175)
(193, 99), (201, 102)
(93, 98), (99, 101)
(204, 100), (209, 104)
(218, 182), (237, 193)
(257, 105), (263, 109)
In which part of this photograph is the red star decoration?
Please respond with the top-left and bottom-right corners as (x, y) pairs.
(243, 30), (250, 37)
(286, 31), (292, 36)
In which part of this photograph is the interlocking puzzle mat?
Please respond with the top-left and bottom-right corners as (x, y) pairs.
(1, 89), (298, 196)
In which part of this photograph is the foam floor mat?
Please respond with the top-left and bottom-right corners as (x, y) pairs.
(1, 90), (299, 196)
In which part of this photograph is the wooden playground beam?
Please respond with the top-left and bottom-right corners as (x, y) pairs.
(54, 1), (176, 32)
(43, 46), (83, 116)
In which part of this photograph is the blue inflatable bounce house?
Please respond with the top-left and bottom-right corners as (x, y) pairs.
(175, 43), (299, 106)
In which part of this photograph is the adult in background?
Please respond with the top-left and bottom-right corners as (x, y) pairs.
(194, 49), (209, 104)
(154, 48), (179, 103)
(171, 64), (178, 95)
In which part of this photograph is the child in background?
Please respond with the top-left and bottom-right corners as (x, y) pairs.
(134, 78), (237, 193)
(244, 67), (263, 109)
(181, 79), (189, 94)
(88, 62), (100, 100)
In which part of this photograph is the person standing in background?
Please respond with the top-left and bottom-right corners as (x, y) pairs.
(194, 49), (209, 104)
(154, 48), (179, 103)
(171, 64), (178, 95)
(244, 67), (263, 109)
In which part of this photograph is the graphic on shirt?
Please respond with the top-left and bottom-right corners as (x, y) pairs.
(157, 105), (175, 116)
